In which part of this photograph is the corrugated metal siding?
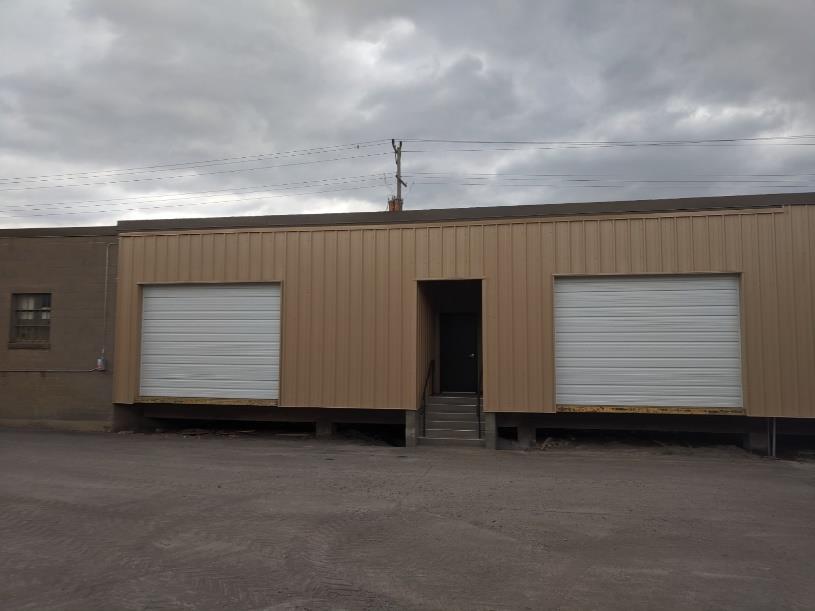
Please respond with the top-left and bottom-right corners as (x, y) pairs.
(113, 204), (815, 418)
(554, 276), (742, 408)
(139, 284), (281, 399)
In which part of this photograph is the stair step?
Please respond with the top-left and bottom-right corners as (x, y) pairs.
(429, 392), (478, 399)
(428, 407), (476, 413)
(426, 411), (478, 418)
(426, 418), (478, 425)
(426, 428), (480, 439)
(425, 414), (478, 422)
(426, 403), (478, 411)
(417, 437), (485, 448)
(427, 418), (478, 425)
(426, 408), (478, 415)
(427, 395), (479, 405)
(427, 424), (479, 433)
(426, 404), (478, 412)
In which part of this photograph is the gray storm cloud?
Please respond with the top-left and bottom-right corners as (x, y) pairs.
(1, 0), (813, 227)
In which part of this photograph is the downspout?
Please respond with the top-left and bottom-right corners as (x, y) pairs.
(97, 241), (116, 371)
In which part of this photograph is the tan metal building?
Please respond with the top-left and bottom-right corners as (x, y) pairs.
(110, 192), (815, 447)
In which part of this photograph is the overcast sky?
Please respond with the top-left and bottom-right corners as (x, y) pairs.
(1, 0), (814, 228)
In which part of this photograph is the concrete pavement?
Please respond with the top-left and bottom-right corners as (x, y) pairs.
(1, 429), (814, 610)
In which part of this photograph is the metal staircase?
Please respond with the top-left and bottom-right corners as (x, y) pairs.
(418, 393), (484, 447)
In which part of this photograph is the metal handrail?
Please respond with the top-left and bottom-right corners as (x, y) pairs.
(420, 359), (435, 437)
(476, 366), (484, 439)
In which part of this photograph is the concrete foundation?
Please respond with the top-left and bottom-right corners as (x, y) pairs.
(517, 421), (537, 449)
(484, 412), (497, 450)
(405, 410), (417, 447)
(315, 419), (334, 438)
(743, 430), (770, 455)
(483, 412), (815, 454)
(140, 404), (403, 425)
(112, 404), (160, 433)
(742, 418), (779, 456)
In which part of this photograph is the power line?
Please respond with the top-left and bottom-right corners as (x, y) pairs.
(0, 139), (389, 183)
(403, 144), (815, 156)
(0, 183), (386, 218)
(401, 134), (815, 146)
(8, 181), (813, 221)
(4, 171), (814, 214)
(4, 132), (815, 222)
(4, 180), (814, 219)
(404, 175), (815, 185)
(0, 151), (391, 192)
(1, 179), (388, 213)
(0, 173), (390, 211)
(0, 142), (386, 186)
(406, 171), (815, 178)
(3, 133), (812, 185)
(412, 182), (815, 188)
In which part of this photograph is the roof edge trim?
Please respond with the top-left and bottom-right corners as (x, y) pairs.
(115, 192), (815, 233)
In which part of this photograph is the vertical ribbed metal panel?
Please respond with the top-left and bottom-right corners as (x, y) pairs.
(554, 276), (743, 408)
(112, 205), (815, 418)
(139, 284), (281, 399)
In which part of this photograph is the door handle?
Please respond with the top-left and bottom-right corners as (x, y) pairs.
(468, 353), (476, 358)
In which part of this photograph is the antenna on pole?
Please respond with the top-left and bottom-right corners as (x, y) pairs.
(388, 139), (406, 212)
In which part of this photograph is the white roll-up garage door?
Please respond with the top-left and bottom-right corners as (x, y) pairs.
(139, 284), (281, 400)
(554, 276), (742, 409)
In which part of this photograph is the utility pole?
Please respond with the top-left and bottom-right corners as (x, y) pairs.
(388, 139), (406, 212)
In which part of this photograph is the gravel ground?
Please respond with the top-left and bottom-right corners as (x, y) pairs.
(1, 429), (814, 610)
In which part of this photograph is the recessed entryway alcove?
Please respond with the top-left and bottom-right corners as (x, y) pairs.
(416, 279), (484, 445)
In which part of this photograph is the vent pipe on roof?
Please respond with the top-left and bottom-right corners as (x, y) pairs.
(388, 196), (403, 212)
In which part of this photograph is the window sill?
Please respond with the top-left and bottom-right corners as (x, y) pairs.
(7, 342), (51, 350)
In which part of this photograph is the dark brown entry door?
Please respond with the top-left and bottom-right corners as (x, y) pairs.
(440, 313), (478, 392)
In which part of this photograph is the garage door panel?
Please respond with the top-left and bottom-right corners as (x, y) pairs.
(139, 284), (280, 400)
(561, 291), (740, 309)
(140, 386), (277, 399)
(554, 276), (743, 409)
(558, 386), (743, 398)
(554, 277), (734, 291)
(140, 329), (279, 339)
(141, 342), (277, 356)
(555, 317), (740, 333)
(141, 363), (278, 376)
(556, 356), (740, 368)
(555, 342), (740, 358)
(143, 285), (275, 297)
(557, 332), (739, 344)
(555, 306), (740, 319)
(558, 368), (743, 384)
(143, 332), (279, 343)
(143, 299), (280, 311)
(141, 355), (279, 366)
(144, 318), (277, 331)
(141, 376), (277, 387)
(558, 394), (742, 408)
